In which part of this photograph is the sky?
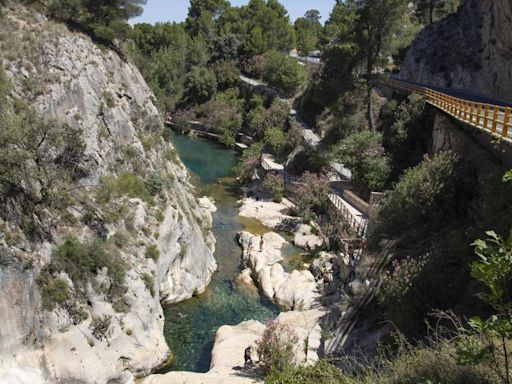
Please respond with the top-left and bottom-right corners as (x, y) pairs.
(131, 0), (336, 25)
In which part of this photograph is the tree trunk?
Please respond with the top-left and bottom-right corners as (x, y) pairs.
(366, 57), (375, 131)
(429, 0), (434, 24)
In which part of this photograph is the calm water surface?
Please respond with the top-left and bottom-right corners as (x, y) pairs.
(163, 133), (279, 372)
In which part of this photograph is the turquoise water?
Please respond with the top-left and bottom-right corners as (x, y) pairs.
(163, 133), (279, 372)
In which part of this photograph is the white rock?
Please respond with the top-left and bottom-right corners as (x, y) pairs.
(293, 224), (324, 250)
(198, 196), (217, 212)
(238, 197), (299, 230)
(275, 270), (321, 311)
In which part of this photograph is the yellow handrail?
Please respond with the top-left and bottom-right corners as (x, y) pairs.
(379, 77), (512, 141)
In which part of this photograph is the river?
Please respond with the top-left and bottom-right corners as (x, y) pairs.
(162, 133), (279, 372)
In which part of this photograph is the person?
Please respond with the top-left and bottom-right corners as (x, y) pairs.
(244, 346), (253, 368)
(259, 236), (264, 252)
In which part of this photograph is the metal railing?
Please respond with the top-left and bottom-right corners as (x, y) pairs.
(380, 77), (512, 141)
(328, 192), (368, 238)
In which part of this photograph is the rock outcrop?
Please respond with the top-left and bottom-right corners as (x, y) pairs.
(0, 9), (216, 384)
(238, 231), (320, 310)
(142, 309), (325, 384)
(400, 0), (512, 101)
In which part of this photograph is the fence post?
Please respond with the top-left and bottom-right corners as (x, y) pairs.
(484, 104), (489, 129)
(503, 108), (510, 138)
(492, 106), (499, 133)
(476, 103), (482, 126)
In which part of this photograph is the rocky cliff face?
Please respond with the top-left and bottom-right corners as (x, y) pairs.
(0, 8), (216, 384)
(400, 0), (512, 101)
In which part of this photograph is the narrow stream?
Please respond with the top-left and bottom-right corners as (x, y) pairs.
(163, 133), (279, 372)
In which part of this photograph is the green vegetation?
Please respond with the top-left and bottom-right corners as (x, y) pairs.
(331, 131), (390, 198)
(262, 50), (306, 97)
(97, 172), (154, 205)
(48, 0), (146, 44)
(39, 236), (127, 306)
(257, 320), (299, 375)
(263, 173), (284, 202)
(0, 67), (84, 227)
(372, 152), (456, 241)
(142, 273), (155, 297)
(145, 244), (160, 261)
(38, 274), (70, 311)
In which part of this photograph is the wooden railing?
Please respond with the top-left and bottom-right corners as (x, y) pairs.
(328, 192), (368, 238)
(380, 77), (512, 141)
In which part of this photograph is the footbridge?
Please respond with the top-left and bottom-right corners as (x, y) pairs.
(380, 75), (512, 141)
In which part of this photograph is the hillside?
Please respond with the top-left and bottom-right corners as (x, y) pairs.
(0, 7), (216, 383)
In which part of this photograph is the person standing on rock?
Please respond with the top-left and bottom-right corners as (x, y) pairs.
(244, 346), (253, 368)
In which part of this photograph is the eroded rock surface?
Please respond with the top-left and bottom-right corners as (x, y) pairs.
(0, 9), (216, 384)
(400, 0), (512, 100)
(238, 231), (320, 310)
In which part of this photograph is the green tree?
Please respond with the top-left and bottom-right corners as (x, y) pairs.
(354, 0), (410, 130)
(332, 131), (390, 197)
(264, 126), (286, 153)
(294, 17), (318, 56)
(185, 0), (229, 38)
(184, 67), (218, 104)
(262, 50), (306, 97)
(49, 0), (146, 43)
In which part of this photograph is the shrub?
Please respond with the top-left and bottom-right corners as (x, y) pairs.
(264, 173), (285, 202)
(90, 315), (112, 341)
(145, 244), (160, 261)
(378, 255), (428, 307)
(38, 273), (70, 311)
(372, 152), (457, 240)
(292, 172), (331, 222)
(257, 320), (299, 375)
(142, 273), (155, 297)
(45, 236), (127, 302)
(265, 360), (346, 384)
(97, 172), (154, 205)
(235, 142), (264, 184)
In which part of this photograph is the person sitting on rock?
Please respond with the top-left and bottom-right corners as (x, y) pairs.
(244, 346), (253, 368)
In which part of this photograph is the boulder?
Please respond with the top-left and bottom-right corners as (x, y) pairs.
(293, 224), (323, 250)
(274, 270), (321, 311)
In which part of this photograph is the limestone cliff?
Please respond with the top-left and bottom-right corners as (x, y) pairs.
(400, 0), (512, 101)
(0, 8), (216, 384)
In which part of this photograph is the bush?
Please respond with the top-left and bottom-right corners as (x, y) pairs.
(142, 273), (155, 297)
(241, 54), (266, 78)
(90, 315), (112, 341)
(264, 173), (285, 202)
(292, 172), (331, 222)
(38, 274), (70, 311)
(262, 51), (307, 97)
(97, 172), (154, 205)
(236, 142), (264, 184)
(43, 236), (127, 303)
(257, 320), (299, 375)
(372, 152), (457, 240)
(265, 360), (346, 384)
(145, 244), (160, 261)
(0, 71), (84, 211)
